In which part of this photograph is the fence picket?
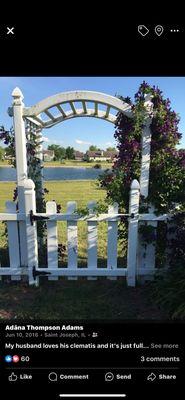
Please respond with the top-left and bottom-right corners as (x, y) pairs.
(137, 205), (157, 283)
(87, 201), (97, 280)
(107, 203), (118, 280)
(24, 179), (39, 286)
(165, 216), (174, 269)
(46, 201), (58, 280)
(6, 201), (21, 280)
(67, 201), (78, 280)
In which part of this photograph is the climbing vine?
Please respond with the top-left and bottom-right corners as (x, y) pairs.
(0, 124), (48, 242)
(99, 81), (185, 317)
(100, 82), (185, 213)
(0, 123), (66, 261)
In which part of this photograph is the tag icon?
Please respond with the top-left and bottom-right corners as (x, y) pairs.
(155, 25), (164, 36)
(138, 25), (149, 37)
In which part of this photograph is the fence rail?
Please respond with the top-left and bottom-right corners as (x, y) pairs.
(0, 212), (169, 222)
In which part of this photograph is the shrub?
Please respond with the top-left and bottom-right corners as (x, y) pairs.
(151, 212), (185, 319)
(151, 266), (185, 319)
(94, 163), (102, 169)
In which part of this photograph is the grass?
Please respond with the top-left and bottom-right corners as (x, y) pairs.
(0, 160), (10, 166)
(0, 280), (167, 320)
(44, 180), (112, 266)
(44, 160), (112, 168)
(0, 160), (112, 168)
(0, 180), (126, 267)
(0, 182), (16, 251)
(44, 180), (106, 207)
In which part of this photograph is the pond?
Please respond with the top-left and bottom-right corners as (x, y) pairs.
(0, 167), (108, 181)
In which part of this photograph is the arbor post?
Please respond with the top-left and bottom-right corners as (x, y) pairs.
(35, 125), (44, 194)
(140, 94), (153, 198)
(12, 87), (28, 266)
(138, 94), (156, 282)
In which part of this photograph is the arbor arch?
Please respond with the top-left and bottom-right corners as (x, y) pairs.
(9, 87), (154, 193)
(22, 90), (134, 128)
(9, 87), (153, 200)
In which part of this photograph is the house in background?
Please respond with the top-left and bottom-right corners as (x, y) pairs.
(42, 150), (55, 162)
(74, 151), (84, 161)
(103, 151), (118, 162)
(85, 150), (118, 162)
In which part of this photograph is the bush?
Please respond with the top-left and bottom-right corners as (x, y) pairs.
(151, 212), (185, 319)
(151, 266), (185, 319)
(94, 163), (102, 169)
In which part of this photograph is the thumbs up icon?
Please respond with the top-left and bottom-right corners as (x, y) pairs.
(8, 372), (18, 382)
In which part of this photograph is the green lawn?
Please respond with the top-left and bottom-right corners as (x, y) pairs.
(0, 160), (10, 166)
(43, 160), (112, 168)
(0, 160), (112, 168)
(0, 182), (17, 250)
(0, 280), (167, 320)
(44, 180), (113, 267)
(0, 180), (126, 267)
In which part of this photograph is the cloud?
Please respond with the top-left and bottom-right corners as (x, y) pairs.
(42, 138), (64, 147)
(75, 139), (92, 145)
(53, 140), (64, 145)
(105, 141), (115, 147)
(42, 136), (50, 142)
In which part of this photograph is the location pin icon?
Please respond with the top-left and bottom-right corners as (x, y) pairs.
(155, 25), (164, 36)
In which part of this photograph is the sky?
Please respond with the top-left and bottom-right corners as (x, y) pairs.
(0, 77), (185, 150)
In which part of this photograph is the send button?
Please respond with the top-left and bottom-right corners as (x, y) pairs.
(116, 374), (132, 380)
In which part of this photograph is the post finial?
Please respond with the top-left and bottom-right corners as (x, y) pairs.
(23, 178), (35, 190)
(144, 93), (153, 114)
(12, 87), (24, 105)
(131, 179), (140, 190)
(12, 87), (24, 98)
(144, 93), (153, 101)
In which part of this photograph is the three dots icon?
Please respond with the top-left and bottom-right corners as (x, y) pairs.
(170, 29), (180, 33)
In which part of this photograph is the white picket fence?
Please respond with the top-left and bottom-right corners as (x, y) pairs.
(0, 178), (168, 287)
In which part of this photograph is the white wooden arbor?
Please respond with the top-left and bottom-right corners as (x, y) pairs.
(1, 88), (155, 286)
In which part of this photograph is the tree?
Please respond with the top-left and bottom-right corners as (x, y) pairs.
(58, 146), (66, 160)
(48, 144), (66, 160)
(106, 147), (116, 151)
(0, 146), (5, 161)
(65, 146), (75, 159)
(89, 145), (101, 151)
(3, 146), (14, 158)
